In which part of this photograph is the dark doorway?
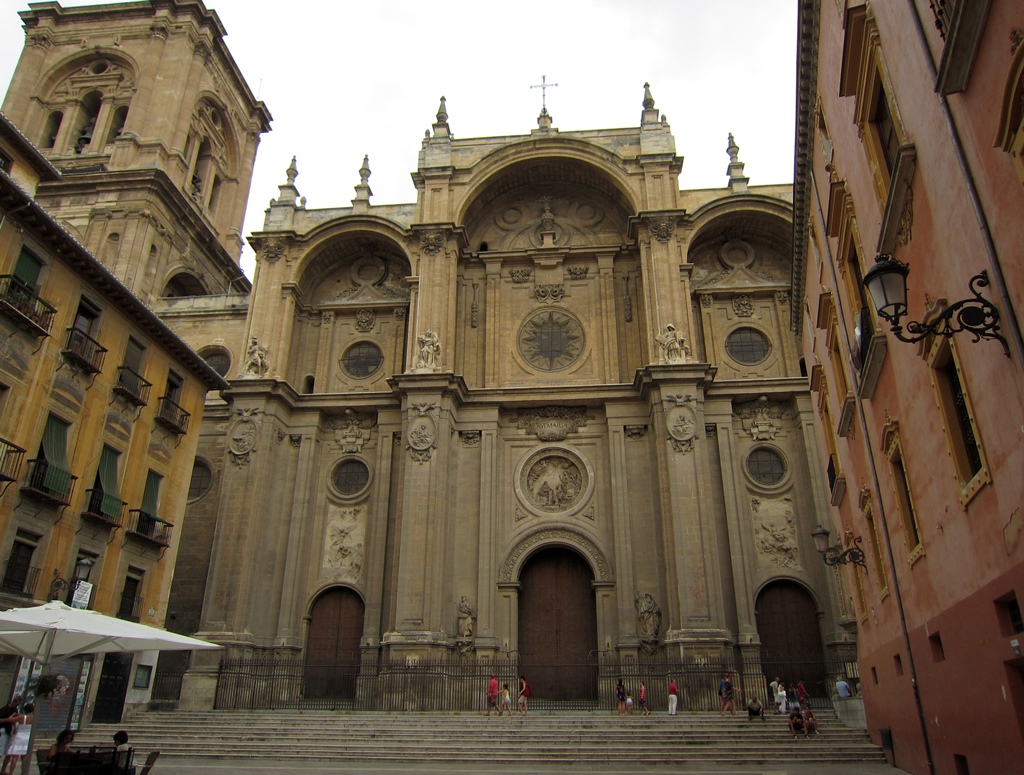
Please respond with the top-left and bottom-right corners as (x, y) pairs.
(756, 580), (827, 698)
(92, 652), (133, 723)
(304, 587), (364, 700)
(518, 547), (598, 701)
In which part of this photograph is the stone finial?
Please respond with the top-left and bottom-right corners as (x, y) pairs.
(726, 133), (749, 193)
(351, 154), (372, 211)
(432, 96), (450, 139)
(273, 155), (301, 206)
(643, 82), (655, 110)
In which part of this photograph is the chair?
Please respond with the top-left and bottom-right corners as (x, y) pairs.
(138, 751), (159, 775)
(34, 749), (51, 774)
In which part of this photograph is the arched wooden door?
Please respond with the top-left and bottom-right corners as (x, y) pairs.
(305, 587), (364, 700)
(518, 548), (597, 702)
(755, 580), (827, 699)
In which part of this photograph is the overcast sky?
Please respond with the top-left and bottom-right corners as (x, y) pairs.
(0, 1), (798, 278)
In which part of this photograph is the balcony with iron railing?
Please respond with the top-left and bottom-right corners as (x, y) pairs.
(61, 327), (107, 374)
(21, 459), (78, 507)
(0, 561), (40, 598)
(156, 396), (190, 435)
(0, 275), (56, 337)
(80, 488), (126, 528)
(113, 366), (152, 407)
(126, 509), (173, 547)
(0, 437), (26, 484)
(116, 592), (143, 622)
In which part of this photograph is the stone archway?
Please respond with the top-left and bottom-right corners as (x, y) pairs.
(305, 586), (364, 700)
(755, 580), (827, 698)
(518, 547), (598, 702)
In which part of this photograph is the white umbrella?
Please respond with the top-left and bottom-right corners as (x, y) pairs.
(0, 600), (219, 663)
(0, 600), (220, 773)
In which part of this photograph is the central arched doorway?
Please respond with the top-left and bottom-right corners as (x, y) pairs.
(755, 580), (827, 700)
(518, 547), (598, 702)
(305, 587), (364, 701)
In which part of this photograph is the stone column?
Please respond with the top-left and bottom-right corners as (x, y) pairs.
(382, 373), (468, 656)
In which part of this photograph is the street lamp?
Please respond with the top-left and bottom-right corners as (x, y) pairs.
(862, 255), (1009, 357)
(811, 524), (866, 570)
(49, 556), (95, 601)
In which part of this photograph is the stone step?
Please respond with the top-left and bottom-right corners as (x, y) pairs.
(68, 709), (885, 765)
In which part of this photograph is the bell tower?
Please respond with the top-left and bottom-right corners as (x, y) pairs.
(1, 0), (271, 302)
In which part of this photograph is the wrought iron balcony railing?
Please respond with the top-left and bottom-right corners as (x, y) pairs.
(21, 458), (77, 506)
(0, 275), (56, 336)
(156, 396), (190, 435)
(0, 561), (40, 598)
(81, 488), (126, 527)
(127, 509), (173, 546)
(0, 437), (26, 484)
(114, 366), (152, 406)
(61, 327), (107, 374)
(116, 592), (143, 622)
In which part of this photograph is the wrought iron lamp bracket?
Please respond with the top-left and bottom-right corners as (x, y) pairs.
(881, 269), (1010, 357)
(820, 535), (867, 571)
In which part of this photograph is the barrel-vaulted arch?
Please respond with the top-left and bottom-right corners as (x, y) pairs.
(290, 217), (413, 301)
(455, 139), (640, 238)
(685, 195), (794, 259)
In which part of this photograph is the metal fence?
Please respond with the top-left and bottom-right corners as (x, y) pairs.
(208, 648), (858, 712)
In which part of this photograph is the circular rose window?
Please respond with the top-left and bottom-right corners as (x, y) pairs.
(517, 309), (585, 372)
(332, 458), (370, 496)
(725, 327), (771, 365)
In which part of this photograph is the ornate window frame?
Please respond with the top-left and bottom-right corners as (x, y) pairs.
(881, 419), (924, 566)
(997, 33), (1024, 190)
(923, 337), (989, 505)
(859, 488), (889, 604)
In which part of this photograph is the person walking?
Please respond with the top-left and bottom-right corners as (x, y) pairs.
(0, 696), (20, 768)
(718, 672), (736, 716)
(638, 681), (650, 716)
(517, 675), (530, 716)
(667, 678), (679, 716)
(486, 674), (499, 716)
(499, 683), (512, 717)
(0, 701), (31, 775)
(776, 681), (788, 714)
(796, 679), (809, 708)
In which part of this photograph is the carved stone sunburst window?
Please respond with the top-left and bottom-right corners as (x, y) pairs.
(518, 309), (585, 372)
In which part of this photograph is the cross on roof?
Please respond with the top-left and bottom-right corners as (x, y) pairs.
(530, 75), (559, 114)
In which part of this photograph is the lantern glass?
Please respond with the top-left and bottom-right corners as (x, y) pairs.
(811, 525), (831, 554)
(864, 256), (909, 322)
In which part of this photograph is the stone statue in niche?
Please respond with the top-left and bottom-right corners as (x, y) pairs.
(635, 591), (662, 655)
(242, 336), (269, 377)
(414, 329), (441, 372)
(457, 596), (477, 638)
(655, 324), (691, 364)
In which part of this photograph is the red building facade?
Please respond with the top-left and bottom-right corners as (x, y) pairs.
(795, 2), (1024, 774)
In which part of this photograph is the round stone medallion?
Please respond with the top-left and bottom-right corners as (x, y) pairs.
(516, 447), (593, 516)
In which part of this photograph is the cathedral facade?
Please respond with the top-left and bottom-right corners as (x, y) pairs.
(3, 1), (851, 712)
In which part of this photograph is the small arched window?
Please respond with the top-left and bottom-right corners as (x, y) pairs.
(75, 90), (102, 153)
(104, 105), (128, 146)
(42, 111), (63, 149)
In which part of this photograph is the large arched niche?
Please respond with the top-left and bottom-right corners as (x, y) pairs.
(294, 224), (412, 306)
(686, 201), (794, 287)
(498, 526), (613, 584)
(37, 49), (139, 100)
(459, 152), (636, 254)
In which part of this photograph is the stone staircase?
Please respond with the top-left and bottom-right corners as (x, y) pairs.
(69, 708), (886, 766)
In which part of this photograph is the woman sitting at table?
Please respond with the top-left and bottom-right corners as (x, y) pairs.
(113, 730), (136, 775)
